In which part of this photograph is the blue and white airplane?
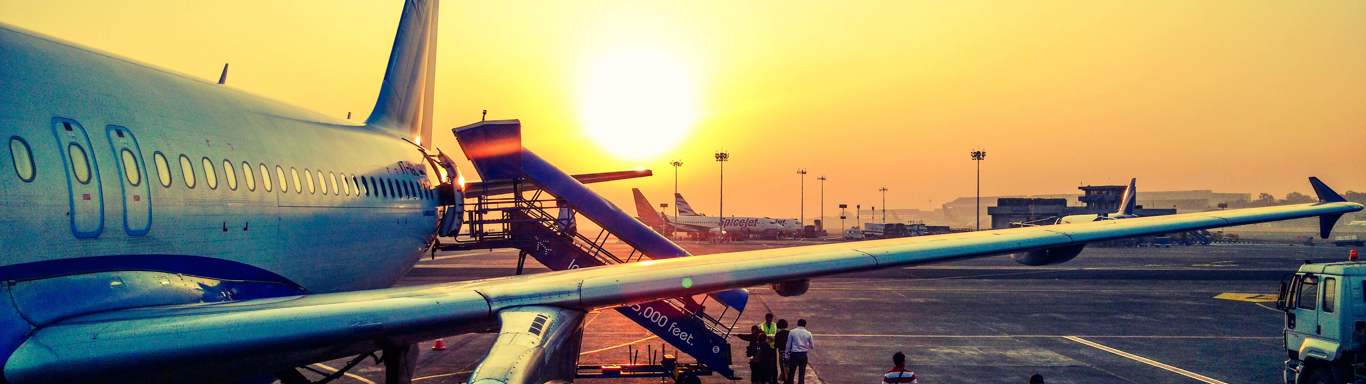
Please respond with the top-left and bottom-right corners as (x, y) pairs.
(0, 1), (1361, 383)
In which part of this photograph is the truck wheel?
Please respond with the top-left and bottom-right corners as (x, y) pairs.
(1299, 364), (1344, 384)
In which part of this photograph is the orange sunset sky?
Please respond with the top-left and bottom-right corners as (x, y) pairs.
(2, 1), (1363, 219)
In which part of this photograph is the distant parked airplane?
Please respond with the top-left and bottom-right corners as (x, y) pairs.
(633, 188), (796, 238)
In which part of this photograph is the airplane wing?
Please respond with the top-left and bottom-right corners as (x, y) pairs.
(6, 195), (1360, 382)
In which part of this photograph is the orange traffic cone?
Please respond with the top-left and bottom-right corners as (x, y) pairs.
(431, 338), (447, 351)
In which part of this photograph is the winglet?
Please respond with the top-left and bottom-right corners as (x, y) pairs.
(1310, 177), (1346, 203)
(1115, 178), (1137, 216)
(1310, 177), (1347, 239)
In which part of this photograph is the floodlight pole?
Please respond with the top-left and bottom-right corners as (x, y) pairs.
(715, 152), (729, 239)
(818, 176), (827, 232)
(879, 186), (888, 224)
(971, 150), (987, 231)
(797, 169), (807, 227)
(670, 160), (683, 221)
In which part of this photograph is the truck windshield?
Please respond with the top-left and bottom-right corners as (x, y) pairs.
(1297, 276), (1319, 310)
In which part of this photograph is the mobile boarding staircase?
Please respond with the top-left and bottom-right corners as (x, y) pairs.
(435, 120), (749, 380)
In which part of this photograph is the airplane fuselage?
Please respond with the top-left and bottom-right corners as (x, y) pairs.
(0, 24), (437, 318)
(667, 214), (790, 233)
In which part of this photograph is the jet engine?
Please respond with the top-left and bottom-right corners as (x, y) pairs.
(770, 279), (810, 297)
(1011, 244), (1086, 266)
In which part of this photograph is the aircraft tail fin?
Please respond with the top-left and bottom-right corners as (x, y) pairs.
(675, 193), (700, 216)
(1116, 178), (1137, 216)
(633, 189), (666, 227)
(1310, 177), (1347, 239)
(366, 0), (438, 149)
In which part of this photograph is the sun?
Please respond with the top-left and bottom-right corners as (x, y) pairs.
(579, 48), (699, 161)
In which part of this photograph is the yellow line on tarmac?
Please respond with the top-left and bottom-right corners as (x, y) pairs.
(1213, 292), (1278, 303)
(1063, 336), (1227, 384)
(311, 363), (377, 384)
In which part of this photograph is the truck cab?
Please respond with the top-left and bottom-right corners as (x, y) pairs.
(1279, 259), (1366, 383)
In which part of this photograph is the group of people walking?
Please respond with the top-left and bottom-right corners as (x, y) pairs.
(742, 313), (813, 384)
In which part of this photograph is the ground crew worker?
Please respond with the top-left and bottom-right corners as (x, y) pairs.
(881, 352), (918, 383)
(760, 312), (778, 346)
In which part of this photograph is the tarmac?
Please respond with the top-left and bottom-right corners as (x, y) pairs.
(316, 240), (1358, 383)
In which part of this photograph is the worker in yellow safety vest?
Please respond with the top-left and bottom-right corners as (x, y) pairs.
(760, 312), (778, 347)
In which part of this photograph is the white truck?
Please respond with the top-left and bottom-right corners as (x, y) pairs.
(1278, 251), (1366, 383)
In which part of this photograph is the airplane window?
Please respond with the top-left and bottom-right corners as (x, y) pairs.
(349, 175), (358, 196)
(67, 144), (92, 184)
(313, 170), (325, 195)
(289, 167), (300, 194)
(304, 169), (315, 194)
(10, 137), (35, 182)
(153, 152), (171, 187)
(120, 149), (141, 186)
(361, 176), (370, 196)
(329, 172), (339, 196)
(259, 164), (272, 192)
(379, 178), (388, 198)
(340, 173), (351, 196)
(222, 159), (237, 191)
(201, 157), (217, 190)
(241, 162), (256, 191)
(277, 166), (288, 193)
(405, 180), (414, 198)
(179, 155), (196, 188)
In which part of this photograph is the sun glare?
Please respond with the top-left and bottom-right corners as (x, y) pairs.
(579, 48), (699, 161)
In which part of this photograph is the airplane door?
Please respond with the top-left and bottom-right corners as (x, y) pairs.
(105, 125), (151, 236)
(51, 118), (104, 238)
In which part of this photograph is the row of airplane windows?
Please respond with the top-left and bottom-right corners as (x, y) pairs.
(9, 135), (433, 201)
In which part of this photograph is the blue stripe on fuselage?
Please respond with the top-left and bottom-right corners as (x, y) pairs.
(0, 254), (301, 287)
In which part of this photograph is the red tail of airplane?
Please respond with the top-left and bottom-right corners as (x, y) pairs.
(632, 188), (666, 229)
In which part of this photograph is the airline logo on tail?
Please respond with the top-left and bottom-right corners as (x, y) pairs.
(632, 188), (666, 228)
(675, 193), (701, 216)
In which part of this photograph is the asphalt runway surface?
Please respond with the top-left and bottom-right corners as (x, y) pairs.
(314, 241), (1357, 383)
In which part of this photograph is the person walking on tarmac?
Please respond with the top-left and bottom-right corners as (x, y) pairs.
(881, 352), (918, 383)
(774, 319), (791, 382)
(784, 319), (814, 384)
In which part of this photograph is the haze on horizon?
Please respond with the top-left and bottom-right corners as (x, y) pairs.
(2, 0), (1362, 218)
